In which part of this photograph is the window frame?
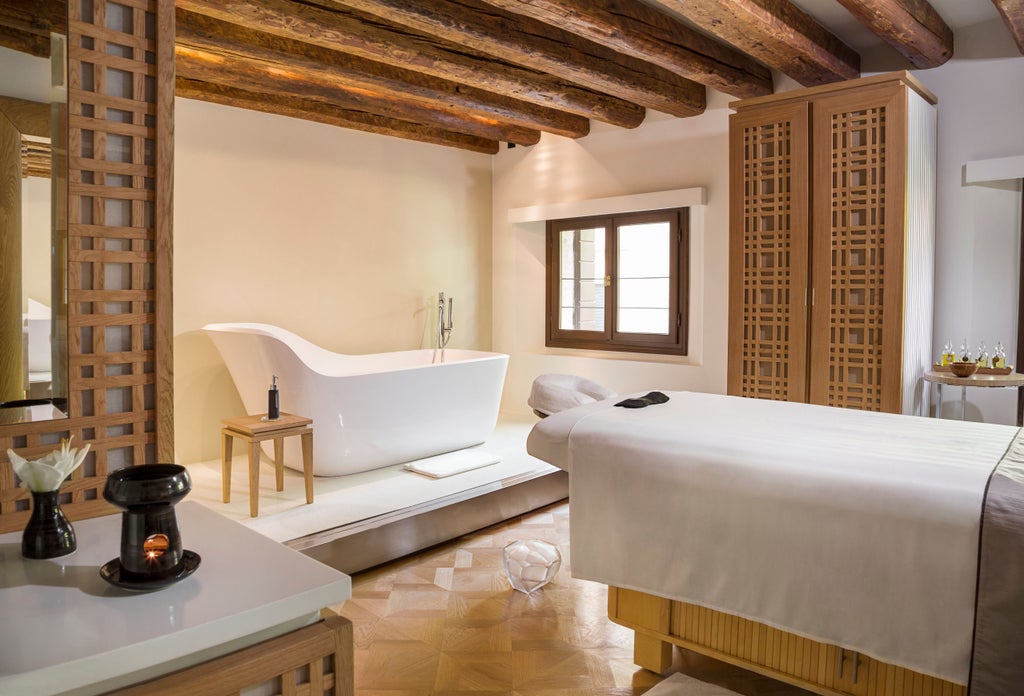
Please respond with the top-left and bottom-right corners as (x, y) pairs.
(545, 207), (689, 356)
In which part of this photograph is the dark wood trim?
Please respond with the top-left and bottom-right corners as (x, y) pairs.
(155, 0), (175, 463)
(546, 208), (689, 356)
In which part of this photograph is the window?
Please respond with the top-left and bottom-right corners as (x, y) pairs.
(546, 208), (688, 355)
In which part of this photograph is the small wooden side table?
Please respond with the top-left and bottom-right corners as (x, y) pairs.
(221, 412), (314, 517)
(923, 370), (1024, 426)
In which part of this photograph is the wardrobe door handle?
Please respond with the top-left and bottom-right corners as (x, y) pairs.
(838, 647), (844, 678)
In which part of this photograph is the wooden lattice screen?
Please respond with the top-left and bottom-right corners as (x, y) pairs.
(0, 0), (173, 534)
(822, 106), (889, 409)
(728, 102), (810, 402)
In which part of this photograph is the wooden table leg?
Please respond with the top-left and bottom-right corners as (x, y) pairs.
(274, 437), (284, 492)
(1017, 385), (1023, 427)
(221, 430), (233, 503)
(634, 631), (672, 674)
(301, 429), (314, 504)
(248, 439), (261, 517)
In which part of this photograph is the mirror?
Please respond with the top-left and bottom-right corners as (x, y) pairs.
(0, 20), (69, 424)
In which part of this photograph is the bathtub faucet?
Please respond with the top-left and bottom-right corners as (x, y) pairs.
(437, 291), (453, 352)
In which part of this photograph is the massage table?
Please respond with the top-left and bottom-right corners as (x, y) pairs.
(527, 391), (1024, 696)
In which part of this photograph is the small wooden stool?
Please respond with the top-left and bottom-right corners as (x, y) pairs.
(221, 412), (314, 517)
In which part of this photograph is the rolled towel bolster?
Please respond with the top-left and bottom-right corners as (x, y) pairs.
(528, 373), (617, 416)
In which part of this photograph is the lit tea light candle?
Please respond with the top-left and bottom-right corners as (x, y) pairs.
(143, 533), (170, 559)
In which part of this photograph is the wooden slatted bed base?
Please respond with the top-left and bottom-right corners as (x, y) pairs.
(609, 587), (965, 696)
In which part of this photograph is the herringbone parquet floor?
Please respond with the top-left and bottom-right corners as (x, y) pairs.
(334, 501), (811, 696)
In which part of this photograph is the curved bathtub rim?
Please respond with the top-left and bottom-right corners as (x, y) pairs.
(202, 322), (507, 378)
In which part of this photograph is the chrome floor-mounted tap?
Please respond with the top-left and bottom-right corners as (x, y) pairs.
(435, 291), (453, 362)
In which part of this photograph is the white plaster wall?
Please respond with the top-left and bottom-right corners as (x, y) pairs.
(909, 19), (1024, 424)
(173, 98), (493, 463)
(491, 90), (735, 415)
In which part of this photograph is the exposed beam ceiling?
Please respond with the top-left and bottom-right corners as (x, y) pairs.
(316, 0), (708, 118)
(176, 0), (640, 128)
(175, 77), (503, 153)
(474, 0), (773, 98)
(644, 0), (861, 86)
(176, 10), (586, 140)
(834, 0), (953, 67)
(992, 0), (1024, 53)
(0, 0), (1019, 154)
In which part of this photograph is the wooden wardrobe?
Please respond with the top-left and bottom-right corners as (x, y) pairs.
(727, 72), (937, 415)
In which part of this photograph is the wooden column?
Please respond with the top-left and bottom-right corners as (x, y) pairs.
(0, 114), (23, 404)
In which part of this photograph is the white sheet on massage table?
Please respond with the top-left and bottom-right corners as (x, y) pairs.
(526, 391), (1019, 684)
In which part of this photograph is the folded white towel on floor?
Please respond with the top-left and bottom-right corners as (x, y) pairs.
(403, 450), (501, 478)
(644, 673), (742, 696)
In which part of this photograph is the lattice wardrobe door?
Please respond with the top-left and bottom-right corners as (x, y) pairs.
(808, 85), (907, 413)
(728, 102), (812, 402)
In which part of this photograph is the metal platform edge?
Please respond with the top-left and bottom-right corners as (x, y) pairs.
(287, 467), (569, 575)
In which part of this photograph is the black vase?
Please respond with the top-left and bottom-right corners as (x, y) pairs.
(22, 489), (77, 559)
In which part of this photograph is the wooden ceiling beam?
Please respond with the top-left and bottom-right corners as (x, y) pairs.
(176, 10), (585, 139)
(175, 46), (542, 146)
(0, 0), (64, 57)
(176, 0), (644, 128)
(992, 0), (1024, 54)
(646, 0), (860, 86)
(0, 25), (50, 57)
(0, 0), (65, 37)
(316, 0), (706, 118)
(176, 78), (500, 154)
(834, 0), (953, 68)
(476, 0), (772, 98)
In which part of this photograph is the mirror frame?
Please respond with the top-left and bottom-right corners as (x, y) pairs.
(0, 37), (69, 423)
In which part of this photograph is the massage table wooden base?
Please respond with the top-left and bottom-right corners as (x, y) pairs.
(609, 587), (964, 696)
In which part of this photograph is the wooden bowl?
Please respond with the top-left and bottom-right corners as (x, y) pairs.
(950, 361), (978, 378)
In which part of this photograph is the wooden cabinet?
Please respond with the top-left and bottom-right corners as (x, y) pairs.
(727, 72), (936, 414)
(107, 613), (353, 696)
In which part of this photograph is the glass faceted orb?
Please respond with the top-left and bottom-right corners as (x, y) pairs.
(503, 539), (562, 594)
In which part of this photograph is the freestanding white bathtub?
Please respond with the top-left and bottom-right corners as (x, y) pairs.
(203, 322), (509, 476)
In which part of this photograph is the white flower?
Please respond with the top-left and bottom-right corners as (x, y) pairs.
(7, 437), (90, 492)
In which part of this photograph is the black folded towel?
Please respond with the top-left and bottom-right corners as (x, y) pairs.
(614, 391), (670, 409)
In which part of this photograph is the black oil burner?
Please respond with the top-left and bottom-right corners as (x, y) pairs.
(102, 464), (193, 584)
